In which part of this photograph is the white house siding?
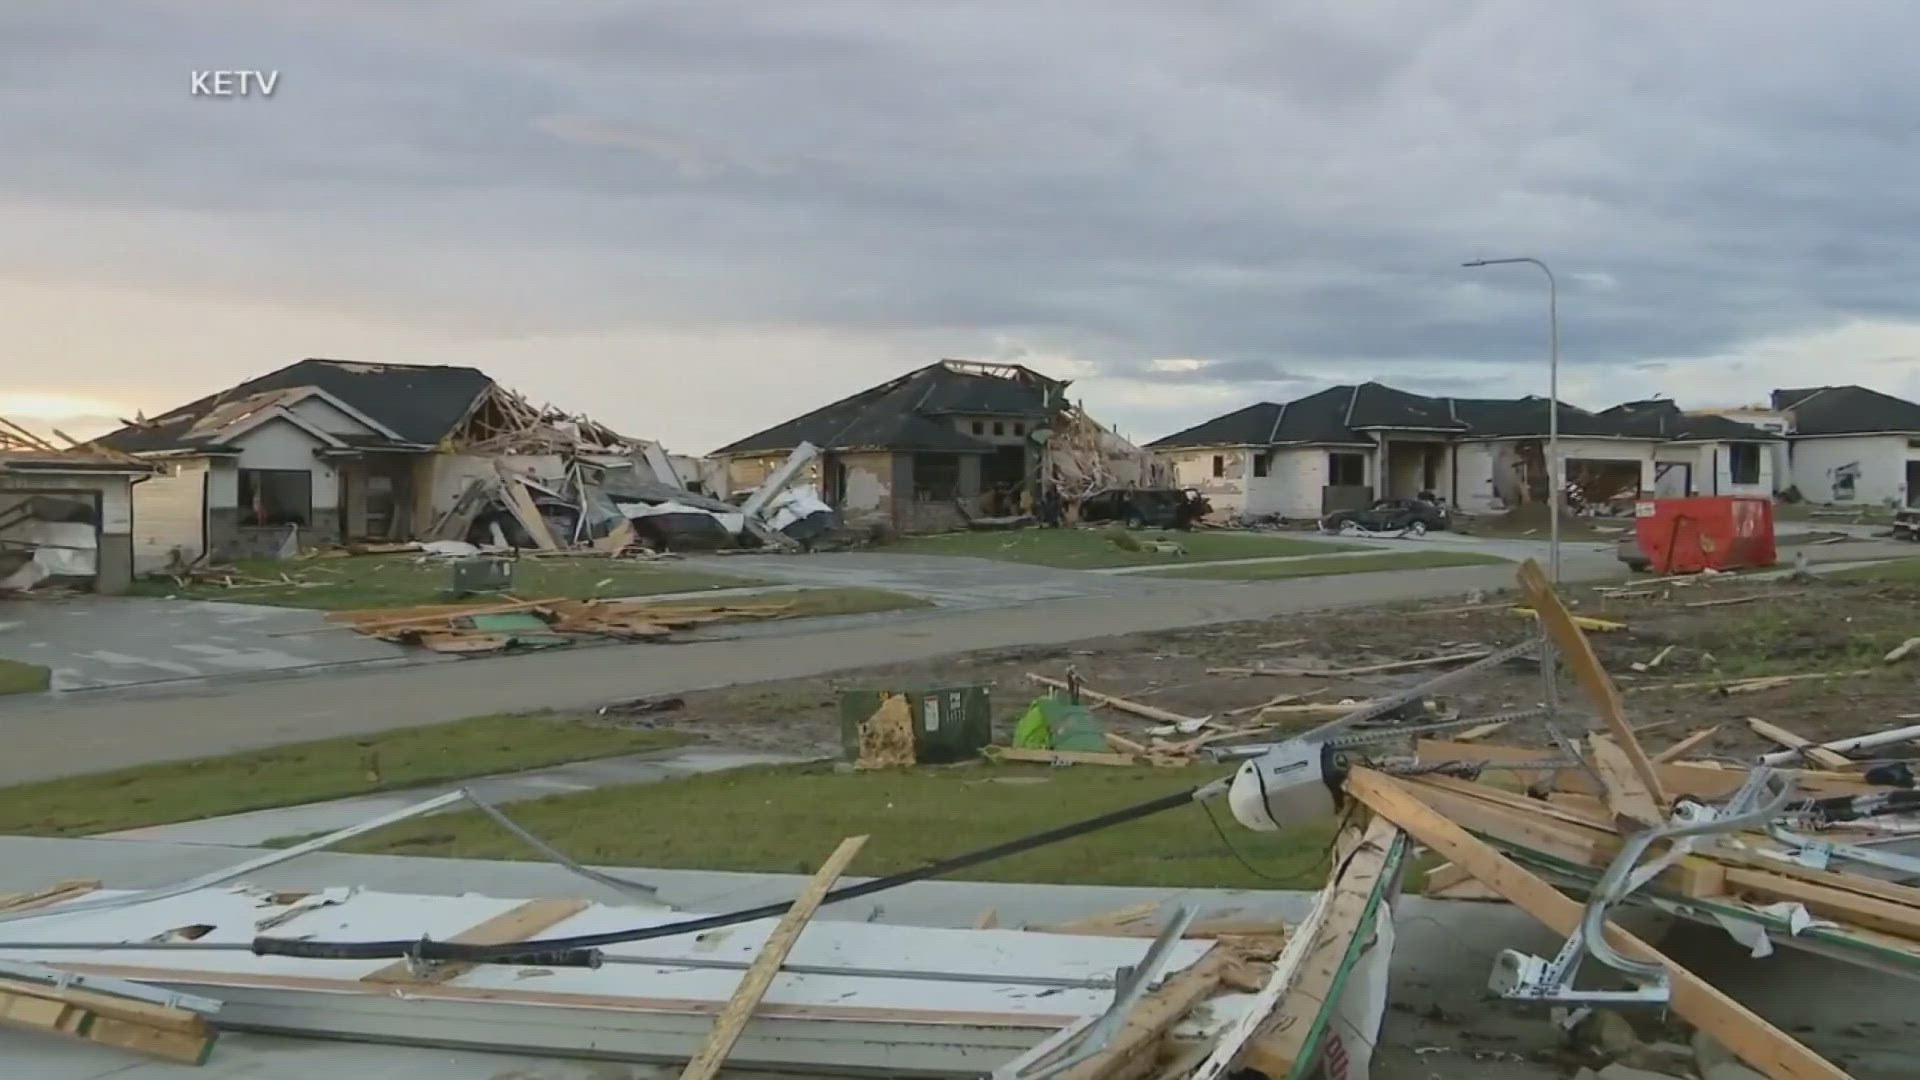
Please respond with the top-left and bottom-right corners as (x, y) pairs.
(1452, 442), (1501, 512)
(1161, 449), (1251, 517)
(1242, 448), (1335, 519)
(207, 459), (239, 509)
(1653, 442), (1772, 498)
(1788, 434), (1905, 505)
(131, 458), (208, 571)
(235, 418), (340, 510)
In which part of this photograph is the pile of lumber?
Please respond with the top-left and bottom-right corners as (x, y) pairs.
(328, 597), (799, 654)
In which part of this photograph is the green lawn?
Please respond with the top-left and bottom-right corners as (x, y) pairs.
(0, 712), (690, 836)
(885, 528), (1361, 569)
(0, 659), (50, 696)
(700, 587), (932, 619)
(322, 761), (1342, 889)
(1146, 550), (1510, 580)
(129, 554), (769, 610)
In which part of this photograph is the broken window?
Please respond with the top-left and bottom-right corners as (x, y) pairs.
(1728, 442), (1761, 485)
(1252, 452), (1270, 478)
(239, 469), (312, 526)
(971, 421), (984, 435)
(1211, 455), (1225, 477)
(1328, 452), (1366, 486)
(913, 453), (962, 500)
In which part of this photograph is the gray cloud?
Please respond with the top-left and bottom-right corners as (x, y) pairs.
(4, 1), (1920, 445)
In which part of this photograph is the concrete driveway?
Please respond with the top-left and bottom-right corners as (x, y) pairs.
(0, 596), (423, 692)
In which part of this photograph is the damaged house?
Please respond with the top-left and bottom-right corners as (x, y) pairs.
(709, 360), (1169, 534)
(0, 419), (154, 594)
(1150, 382), (1780, 520)
(96, 359), (713, 568)
(1765, 385), (1920, 506)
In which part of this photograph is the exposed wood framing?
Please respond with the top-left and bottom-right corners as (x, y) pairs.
(0, 975), (213, 1065)
(1588, 733), (1665, 829)
(1346, 768), (1848, 1080)
(678, 835), (869, 1080)
(1055, 947), (1231, 1080)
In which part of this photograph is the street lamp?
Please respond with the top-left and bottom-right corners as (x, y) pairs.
(1462, 257), (1561, 583)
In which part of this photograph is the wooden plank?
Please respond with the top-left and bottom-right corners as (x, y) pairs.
(498, 473), (561, 550)
(1415, 739), (1877, 799)
(1056, 948), (1232, 1080)
(1626, 670), (1876, 694)
(1452, 720), (1509, 743)
(1289, 649), (1492, 678)
(593, 519), (636, 554)
(362, 898), (589, 985)
(0, 879), (98, 912)
(0, 978), (212, 1065)
(1516, 558), (1668, 813)
(1510, 607), (1625, 632)
(1030, 901), (1162, 936)
(1588, 733), (1665, 829)
(1721, 865), (1920, 940)
(1345, 769), (1848, 1080)
(1745, 718), (1852, 769)
(987, 747), (1145, 767)
(0, 975), (208, 1034)
(679, 835), (868, 1080)
(1239, 817), (1402, 1077)
(1027, 674), (1206, 727)
(1653, 725), (1723, 763)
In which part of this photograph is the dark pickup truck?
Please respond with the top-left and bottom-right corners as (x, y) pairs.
(1078, 488), (1212, 530)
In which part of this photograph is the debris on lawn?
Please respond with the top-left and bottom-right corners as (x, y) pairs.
(325, 596), (801, 654)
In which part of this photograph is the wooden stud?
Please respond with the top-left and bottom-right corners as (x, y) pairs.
(1453, 720), (1510, 743)
(1056, 946), (1231, 1080)
(1287, 649), (1493, 678)
(0, 977), (212, 1065)
(0, 879), (98, 912)
(678, 835), (868, 1080)
(1414, 739), (1876, 799)
(1516, 558), (1668, 816)
(1745, 718), (1852, 769)
(362, 898), (589, 986)
(1239, 817), (1403, 1078)
(1588, 733), (1665, 829)
(1026, 674), (1207, 727)
(1653, 724), (1723, 763)
(1345, 769), (1848, 1080)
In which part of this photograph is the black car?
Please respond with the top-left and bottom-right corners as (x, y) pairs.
(1078, 488), (1211, 530)
(1320, 497), (1450, 536)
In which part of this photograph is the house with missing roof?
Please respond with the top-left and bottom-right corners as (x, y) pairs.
(1, 426), (155, 594)
(97, 359), (672, 570)
(1148, 382), (1782, 521)
(709, 360), (1164, 534)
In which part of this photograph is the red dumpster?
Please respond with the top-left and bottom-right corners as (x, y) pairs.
(1632, 496), (1776, 574)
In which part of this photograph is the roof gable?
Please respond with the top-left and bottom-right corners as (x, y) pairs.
(712, 361), (1065, 455)
(100, 359), (493, 455)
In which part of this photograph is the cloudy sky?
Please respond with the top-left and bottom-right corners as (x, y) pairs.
(5, 2), (1920, 452)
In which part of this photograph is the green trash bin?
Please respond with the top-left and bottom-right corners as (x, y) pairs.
(840, 686), (992, 764)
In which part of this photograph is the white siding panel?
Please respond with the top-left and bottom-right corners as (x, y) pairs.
(1790, 434), (1903, 504)
(234, 418), (339, 509)
(131, 460), (207, 571)
(288, 396), (378, 437)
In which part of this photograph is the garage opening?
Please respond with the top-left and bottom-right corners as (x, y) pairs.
(0, 490), (100, 591)
(1566, 459), (1642, 515)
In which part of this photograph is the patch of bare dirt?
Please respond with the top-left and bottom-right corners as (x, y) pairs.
(642, 574), (1920, 762)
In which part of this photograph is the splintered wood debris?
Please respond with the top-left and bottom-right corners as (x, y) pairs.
(326, 596), (800, 653)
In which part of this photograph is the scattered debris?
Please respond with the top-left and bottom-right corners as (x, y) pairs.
(325, 596), (801, 654)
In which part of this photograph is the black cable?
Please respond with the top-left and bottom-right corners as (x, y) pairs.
(1198, 798), (1342, 885)
(255, 783), (1204, 963)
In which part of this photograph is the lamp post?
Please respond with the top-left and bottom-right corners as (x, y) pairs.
(1462, 257), (1560, 583)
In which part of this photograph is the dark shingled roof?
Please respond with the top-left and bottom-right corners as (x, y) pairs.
(711, 361), (1064, 456)
(100, 359), (493, 454)
(1153, 382), (1784, 449)
(1771, 385), (1920, 436)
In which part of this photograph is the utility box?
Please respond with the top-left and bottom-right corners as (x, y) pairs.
(1631, 496), (1776, 574)
(450, 556), (515, 596)
(840, 686), (992, 765)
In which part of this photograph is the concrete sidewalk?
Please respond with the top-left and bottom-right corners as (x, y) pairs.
(0, 557), (1622, 785)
